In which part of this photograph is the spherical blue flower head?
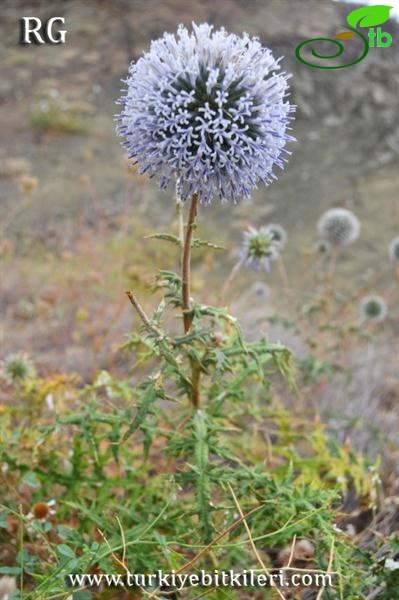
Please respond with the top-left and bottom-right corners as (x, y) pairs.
(264, 223), (287, 248)
(317, 208), (360, 247)
(117, 23), (295, 205)
(359, 295), (388, 323)
(0, 352), (36, 384)
(240, 226), (279, 271)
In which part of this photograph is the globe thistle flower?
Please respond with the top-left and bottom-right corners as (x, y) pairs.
(314, 239), (331, 254)
(317, 208), (360, 247)
(388, 235), (399, 262)
(264, 224), (287, 248)
(0, 352), (36, 384)
(240, 226), (279, 271)
(117, 23), (295, 205)
(359, 295), (388, 323)
(250, 281), (270, 298)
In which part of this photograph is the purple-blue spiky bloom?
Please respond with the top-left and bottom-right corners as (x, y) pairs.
(239, 226), (279, 271)
(117, 23), (295, 205)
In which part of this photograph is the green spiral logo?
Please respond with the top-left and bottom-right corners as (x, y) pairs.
(295, 25), (369, 69)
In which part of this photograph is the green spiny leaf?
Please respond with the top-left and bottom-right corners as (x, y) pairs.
(193, 411), (213, 542)
(123, 378), (163, 441)
(145, 233), (181, 245)
(192, 238), (225, 250)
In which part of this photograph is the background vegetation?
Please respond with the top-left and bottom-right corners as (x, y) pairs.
(1, 1), (398, 598)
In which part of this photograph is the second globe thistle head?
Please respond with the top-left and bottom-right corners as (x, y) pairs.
(0, 353), (36, 384)
(264, 224), (287, 248)
(240, 226), (279, 271)
(315, 239), (332, 255)
(317, 208), (360, 247)
(117, 23), (295, 205)
(388, 236), (399, 262)
(359, 295), (388, 323)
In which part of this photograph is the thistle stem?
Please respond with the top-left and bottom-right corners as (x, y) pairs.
(176, 200), (184, 254)
(277, 255), (290, 296)
(220, 258), (244, 302)
(181, 193), (200, 409)
(190, 362), (201, 409)
(328, 246), (339, 283)
(182, 193), (198, 334)
(125, 290), (165, 341)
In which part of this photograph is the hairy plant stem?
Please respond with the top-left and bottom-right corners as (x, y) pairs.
(181, 193), (201, 409)
(176, 198), (185, 266)
(182, 193), (198, 333)
(125, 290), (165, 341)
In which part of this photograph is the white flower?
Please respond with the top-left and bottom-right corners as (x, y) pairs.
(317, 208), (360, 247)
(0, 576), (16, 600)
(95, 370), (117, 398)
(27, 499), (57, 522)
(45, 393), (55, 411)
(385, 557), (399, 571)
